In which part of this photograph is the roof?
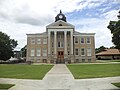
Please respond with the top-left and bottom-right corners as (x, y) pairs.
(46, 20), (74, 28)
(27, 32), (47, 35)
(96, 49), (120, 56)
(73, 31), (95, 36)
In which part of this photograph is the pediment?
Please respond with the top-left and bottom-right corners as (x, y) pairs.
(46, 20), (74, 28)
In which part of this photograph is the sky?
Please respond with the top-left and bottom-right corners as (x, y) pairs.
(0, 0), (120, 50)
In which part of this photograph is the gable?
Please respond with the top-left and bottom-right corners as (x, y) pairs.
(46, 20), (75, 29)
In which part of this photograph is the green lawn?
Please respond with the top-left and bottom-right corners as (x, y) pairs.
(0, 84), (14, 89)
(67, 64), (120, 79)
(112, 83), (120, 88)
(110, 60), (120, 62)
(0, 64), (53, 79)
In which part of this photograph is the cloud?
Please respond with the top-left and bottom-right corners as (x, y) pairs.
(0, 0), (119, 50)
(70, 15), (117, 48)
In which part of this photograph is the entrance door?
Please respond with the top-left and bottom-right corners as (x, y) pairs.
(57, 51), (64, 63)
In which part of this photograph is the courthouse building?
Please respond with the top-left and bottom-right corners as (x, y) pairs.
(26, 11), (95, 63)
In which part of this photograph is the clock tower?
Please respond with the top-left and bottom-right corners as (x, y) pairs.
(55, 10), (67, 22)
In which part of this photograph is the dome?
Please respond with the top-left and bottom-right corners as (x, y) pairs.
(55, 10), (67, 22)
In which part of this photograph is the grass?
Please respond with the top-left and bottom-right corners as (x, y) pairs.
(0, 64), (53, 79)
(0, 84), (14, 89)
(67, 64), (120, 79)
(112, 83), (120, 88)
(110, 60), (120, 62)
(96, 60), (120, 63)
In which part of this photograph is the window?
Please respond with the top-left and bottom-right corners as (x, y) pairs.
(59, 24), (62, 26)
(75, 37), (78, 43)
(43, 48), (47, 56)
(31, 38), (35, 44)
(52, 51), (54, 55)
(80, 38), (84, 44)
(37, 38), (41, 44)
(87, 48), (91, 56)
(43, 38), (47, 44)
(82, 59), (85, 62)
(88, 59), (91, 63)
(58, 42), (63, 47)
(75, 59), (79, 63)
(61, 42), (64, 47)
(75, 48), (79, 55)
(68, 51), (70, 55)
(81, 48), (85, 56)
(58, 42), (60, 47)
(86, 37), (91, 44)
(36, 48), (41, 56)
(30, 49), (34, 56)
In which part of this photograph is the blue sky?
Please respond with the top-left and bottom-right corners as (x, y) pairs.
(0, 0), (119, 50)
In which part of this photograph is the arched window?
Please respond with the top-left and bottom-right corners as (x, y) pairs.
(59, 24), (62, 26)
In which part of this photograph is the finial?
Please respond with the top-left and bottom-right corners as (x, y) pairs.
(60, 10), (62, 13)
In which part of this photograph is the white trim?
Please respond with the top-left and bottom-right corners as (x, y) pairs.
(30, 49), (35, 56)
(86, 37), (91, 44)
(37, 38), (41, 44)
(80, 37), (85, 44)
(27, 34), (47, 37)
(48, 29), (73, 32)
(46, 20), (75, 28)
(87, 48), (91, 56)
(36, 48), (41, 56)
(75, 48), (79, 56)
(74, 34), (95, 37)
(81, 48), (85, 56)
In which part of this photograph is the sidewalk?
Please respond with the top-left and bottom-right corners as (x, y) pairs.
(43, 64), (74, 89)
(0, 64), (120, 90)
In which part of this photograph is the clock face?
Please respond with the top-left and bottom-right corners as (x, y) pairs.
(59, 15), (63, 19)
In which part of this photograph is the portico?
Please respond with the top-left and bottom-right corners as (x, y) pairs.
(47, 29), (74, 63)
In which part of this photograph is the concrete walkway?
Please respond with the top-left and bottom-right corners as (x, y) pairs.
(0, 64), (120, 90)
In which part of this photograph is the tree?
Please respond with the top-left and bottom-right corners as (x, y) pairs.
(107, 11), (120, 50)
(95, 46), (107, 53)
(20, 45), (27, 58)
(0, 32), (18, 61)
(110, 46), (115, 49)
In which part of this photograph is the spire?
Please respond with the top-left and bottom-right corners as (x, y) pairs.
(60, 10), (62, 14)
(55, 10), (66, 22)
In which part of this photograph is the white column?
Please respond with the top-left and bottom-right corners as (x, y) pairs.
(54, 31), (57, 55)
(64, 31), (67, 55)
(71, 31), (73, 54)
(48, 31), (51, 55)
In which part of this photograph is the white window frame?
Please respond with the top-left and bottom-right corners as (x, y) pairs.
(30, 49), (35, 56)
(80, 38), (85, 44)
(36, 48), (41, 56)
(75, 48), (79, 56)
(43, 48), (47, 56)
(87, 48), (91, 56)
(75, 37), (78, 43)
(37, 38), (41, 44)
(86, 37), (91, 44)
(81, 48), (85, 56)
(43, 38), (47, 44)
(31, 38), (35, 44)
